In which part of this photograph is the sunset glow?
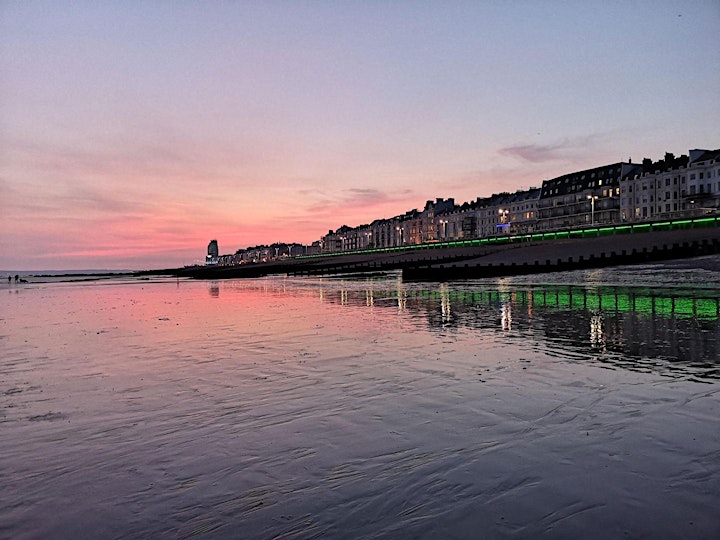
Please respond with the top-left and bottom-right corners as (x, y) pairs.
(1, 1), (718, 270)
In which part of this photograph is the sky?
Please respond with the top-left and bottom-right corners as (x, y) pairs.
(1, 1), (719, 270)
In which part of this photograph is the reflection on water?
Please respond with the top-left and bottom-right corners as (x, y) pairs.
(212, 271), (719, 381)
(2, 263), (719, 538)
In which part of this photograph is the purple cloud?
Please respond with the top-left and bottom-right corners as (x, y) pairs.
(499, 135), (606, 163)
(499, 143), (568, 163)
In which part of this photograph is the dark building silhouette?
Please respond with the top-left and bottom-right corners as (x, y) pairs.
(206, 239), (219, 265)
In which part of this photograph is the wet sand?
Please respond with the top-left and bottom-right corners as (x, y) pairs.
(1, 269), (719, 538)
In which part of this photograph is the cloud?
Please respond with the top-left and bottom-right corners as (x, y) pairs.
(499, 142), (569, 163)
(307, 187), (414, 213)
(498, 134), (607, 164)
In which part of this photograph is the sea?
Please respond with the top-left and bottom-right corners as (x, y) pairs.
(2, 257), (719, 539)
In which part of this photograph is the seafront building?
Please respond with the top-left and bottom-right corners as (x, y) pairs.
(317, 147), (718, 254)
(537, 162), (641, 230)
(205, 239), (219, 265)
(620, 149), (720, 222)
(205, 146), (719, 261)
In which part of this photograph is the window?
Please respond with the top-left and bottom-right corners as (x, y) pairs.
(665, 178), (670, 186)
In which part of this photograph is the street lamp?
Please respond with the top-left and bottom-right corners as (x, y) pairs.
(587, 195), (599, 226)
(439, 219), (448, 240)
(498, 208), (509, 234)
(396, 226), (404, 246)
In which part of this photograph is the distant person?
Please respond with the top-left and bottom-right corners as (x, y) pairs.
(14, 275), (19, 282)
(7, 276), (10, 284)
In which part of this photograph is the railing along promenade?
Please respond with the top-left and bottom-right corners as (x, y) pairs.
(299, 214), (720, 260)
(169, 215), (719, 280)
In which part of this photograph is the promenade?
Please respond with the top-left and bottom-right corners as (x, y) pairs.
(167, 218), (720, 281)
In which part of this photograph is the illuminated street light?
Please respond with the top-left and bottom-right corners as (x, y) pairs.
(587, 195), (599, 226)
(497, 208), (509, 235)
(439, 219), (448, 239)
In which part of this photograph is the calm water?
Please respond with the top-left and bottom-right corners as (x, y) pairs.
(2, 260), (719, 539)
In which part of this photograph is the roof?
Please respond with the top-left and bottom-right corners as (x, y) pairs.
(689, 148), (720, 164)
(540, 162), (640, 198)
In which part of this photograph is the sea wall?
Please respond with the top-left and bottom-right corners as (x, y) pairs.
(168, 224), (720, 280)
(402, 227), (720, 281)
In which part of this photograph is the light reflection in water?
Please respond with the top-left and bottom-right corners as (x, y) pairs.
(212, 274), (719, 380)
(440, 283), (451, 323)
(590, 313), (605, 350)
(397, 277), (407, 311)
(500, 301), (512, 331)
(365, 286), (374, 307)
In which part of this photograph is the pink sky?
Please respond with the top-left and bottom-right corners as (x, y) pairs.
(1, 2), (718, 270)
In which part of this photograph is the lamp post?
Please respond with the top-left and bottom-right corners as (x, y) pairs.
(498, 208), (509, 234)
(587, 195), (599, 226)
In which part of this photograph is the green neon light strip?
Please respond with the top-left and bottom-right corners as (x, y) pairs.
(296, 215), (717, 259)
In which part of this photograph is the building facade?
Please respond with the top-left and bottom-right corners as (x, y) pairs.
(620, 149), (720, 222)
(206, 239), (219, 265)
(538, 162), (641, 230)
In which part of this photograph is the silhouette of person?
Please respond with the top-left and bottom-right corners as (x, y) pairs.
(14, 275), (19, 282)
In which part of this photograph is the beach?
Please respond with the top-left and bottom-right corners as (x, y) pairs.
(1, 260), (719, 538)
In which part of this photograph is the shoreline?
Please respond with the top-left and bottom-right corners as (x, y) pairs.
(6, 222), (719, 283)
